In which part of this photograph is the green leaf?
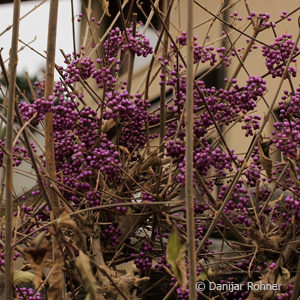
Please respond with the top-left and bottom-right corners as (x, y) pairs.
(13, 270), (35, 285)
(0, 125), (6, 139)
(166, 227), (187, 290)
(197, 272), (207, 281)
(197, 268), (213, 281)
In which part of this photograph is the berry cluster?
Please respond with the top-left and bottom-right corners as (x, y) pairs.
(0, 140), (29, 167)
(19, 97), (53, 126)
(0, 249), (20, 267)
(241, 115), (261, 137)
(63, 54), (94, 83)
(15, 287), (42, 300)
(103, 26), (153, 60)
(134, 241), (155, 272)
(262, 34), (299, 78)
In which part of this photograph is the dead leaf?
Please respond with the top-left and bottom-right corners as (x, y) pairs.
(23, 232), (50, 288)
(76, 250), (98, 300)
(102, 118), (116, 132)
(166, 227), (187, 290)
(264, 194), (283, 232)
(287, 158), (300, 188)
(56, 211), (87, 251)
(119, 145), (131, 168)
(247, 269), (276, 299)
(276, 266), (290, 284)
(258, 141), (272, 178)
(101, 0), (111, 17)
(47, 255), (65, 300)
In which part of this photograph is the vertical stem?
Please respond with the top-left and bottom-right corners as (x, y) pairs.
(45, 0), (59, 215)
(44, 1), (63, 300)
(185, 0), (197, 298)
(159, 0), (170, 154)
(5, 0), (20, 298)
(127, 13), (137, 94)
(71, 0), (77, 56)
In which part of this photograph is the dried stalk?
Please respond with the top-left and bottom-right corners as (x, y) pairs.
(126, 13), (137, 94)
(159, 0), (170, 154)
(4, 1), (20, 298)
(45, 0), (60, 215)
(44, 1), (64, 299)
(185, 0), (197, 299)
(71, 0), (77, 55)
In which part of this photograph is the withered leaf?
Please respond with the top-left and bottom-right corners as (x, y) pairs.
(76, 250), (97, 300)
(56, 211), (87, 251)
(258, 141), (272, 178)
(23, 232), (50, 288)
(119, 145), (131, 166)
(277, 266), (290, 284)
(102, 118), (116, 132)
(197, 267), (213, 281)
(47, 255), (65, 300)
(101, 0), (111, 17)
(264, 194), (283, 232)
(287, 158), (300, 188)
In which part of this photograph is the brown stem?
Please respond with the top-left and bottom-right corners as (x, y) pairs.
(44, 0), (60, 215)
(159, 0), (170, 154)
(144, 0), (175, 150)
(71, 0), (77, 55)
(126, 13), (137, 94)
(4, 1), (20, 298)
(185, 0), (197, 298)
(44, 1), (64, 299)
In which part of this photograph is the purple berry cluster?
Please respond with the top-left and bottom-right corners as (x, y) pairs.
(103, 224), (121, 247)
(272, 119), (300, 158)
(0, 248), (20, 267)
(0, 141), (29, 167)
(262, 34), (299, 78)
(103, 26), (153, 60)
(15, 287), (41, 300)
(18, 96), (53, 126)
(63, 53), (94, 83)
(241, 115), (261, 137)
(134, 241), (155, 272)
